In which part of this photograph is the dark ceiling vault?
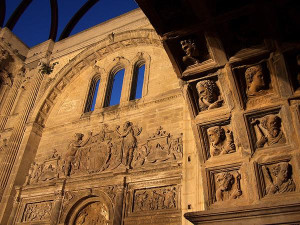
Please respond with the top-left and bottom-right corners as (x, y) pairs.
(1, 0), (100, 42)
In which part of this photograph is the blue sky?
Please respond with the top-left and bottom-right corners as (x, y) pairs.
(3, 0), (138, 47)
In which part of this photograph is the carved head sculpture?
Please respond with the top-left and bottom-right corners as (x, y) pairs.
(245, 65), (266, 95)
(261, 115), (282, 138)
(0, 49), (9, 63)
(196, 80), (219, 104)
(75, 133), (84, 141)
(272, 162), (290, 183)
(207, 126), (225, 146)
(180, 39), (199, 57)
(216, 172), (234, 191)
(123, 121), (132, 130)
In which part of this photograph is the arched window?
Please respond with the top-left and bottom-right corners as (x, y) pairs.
(130, 62), (145, 100)
(105, 68), (125, 107)
(84, 76), (100, 112)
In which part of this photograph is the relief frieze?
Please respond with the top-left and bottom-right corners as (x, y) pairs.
(25, 123), (183, 183)
(22, 201), (53, 222)
(133, 186), (177, 212)
(255, 160), (296, 198)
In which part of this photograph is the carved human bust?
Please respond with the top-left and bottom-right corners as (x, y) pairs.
(74, 202), (109, 225)
(245, 65), (268, 96)
(196, 80), (223, 111)
(266, 162), (296, 195)
(0, 49), (9, 65)
(215, 172), (242, 202)
(253, 114), (286, 148)
(207, 126), (235, 157)
(180, 39), (200, 67)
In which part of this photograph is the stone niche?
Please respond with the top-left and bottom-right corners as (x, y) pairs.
(232, 56), (275, 108)
(186, 75), (225, 117)
(206, 164), (243, 207)
(245, 108), (287, 153)
(199, 119), (236, 161)
(255, 159), (296, 199)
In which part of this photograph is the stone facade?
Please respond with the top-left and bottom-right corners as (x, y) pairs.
(0, 9), (189, 225)
(1, 3), (300, 225)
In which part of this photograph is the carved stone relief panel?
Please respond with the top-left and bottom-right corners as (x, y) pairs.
(232, 59), (274, 108)
(132, 185), (178, 213)
(207, 165), (242, 205)
(25, 123), (183, 184)
(246, 108), (286, 153)
(74, 202), (110, 225)
(22, 201), (53, 222)
(196, 77), (224, 113)
(255, 159), (296, 198)
(132, 126), (183, 168)
(200, 120), (236, 160)
(25, 149), (63, 185)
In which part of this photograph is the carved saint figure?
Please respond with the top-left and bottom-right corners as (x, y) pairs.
(215, 172), (242, 202)
(207, 126), (236, 157)
(253, 114), (286, 148)
(245, 65), (268, 96)
(180, 39), (200, 67)
(196, 80), (223, 111)
(64, 132), (91, 176)
(265, 162), (296, 195)
(116, 121), (141, 169)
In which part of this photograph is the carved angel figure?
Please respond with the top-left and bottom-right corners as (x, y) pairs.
(207, 126), (236, 157)
(215, 172), (242, 202)
(252, 114), (286, 148)
(196, 80), (223, 112)
(116, 121), (142, 169)
(265, 162), (296, 195)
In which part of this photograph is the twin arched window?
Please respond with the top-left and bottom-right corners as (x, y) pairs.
(84, 61), (146, 113)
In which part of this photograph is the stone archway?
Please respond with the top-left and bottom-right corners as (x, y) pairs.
(64, 195), (114, 225)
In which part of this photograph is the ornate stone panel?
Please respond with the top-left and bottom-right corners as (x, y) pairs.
(199, 120), (236, 160)
(245, 108), (287, 153)
(21, 201), (53, 222)
(206, 164), (242, 206)
(232, 58), (274, 108)
(132, 185), (178, 212)
(255, 159), (296, 199)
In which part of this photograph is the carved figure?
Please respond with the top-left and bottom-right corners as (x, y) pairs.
(207, 126), (236, 157)
(64, 132), (91, 176)
(23, 202), (52, 222)
(74, 202), (109, 225)
(265, 162), (296, 195)
(196, 80), (223, 111)
(116, 121), (142, 169)
(215, 172), (242, 202)
(133, 186), (177, 212)
(180, 39), (200, 67)
(252, 114), (286, 148)
(245, 65), (268, 96)
(0, 49), (10, 65)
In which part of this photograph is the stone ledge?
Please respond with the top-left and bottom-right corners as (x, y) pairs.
(184, 203), (300, 225)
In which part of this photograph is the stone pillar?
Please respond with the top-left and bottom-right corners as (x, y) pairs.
(0, 68), (44, 201)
